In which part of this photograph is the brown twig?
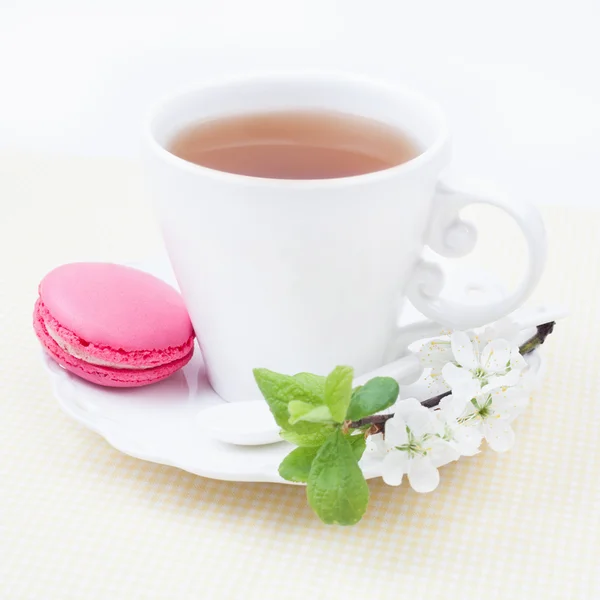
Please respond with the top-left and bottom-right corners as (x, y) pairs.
(348, 322), (556, 430)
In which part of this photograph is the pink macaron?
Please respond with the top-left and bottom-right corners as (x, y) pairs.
(34, 263), (195, 387)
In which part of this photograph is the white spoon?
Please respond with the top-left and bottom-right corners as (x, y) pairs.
(196, 401), (282, 446)
(196, 353), (422, 446)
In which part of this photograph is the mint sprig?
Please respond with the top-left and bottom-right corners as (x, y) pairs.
(307, 429), (369, 525)
(324, 366), (354, 423)
(346, 377), (399, 421)
(278, 446), (320, 483)
(253, 366), (399, 525)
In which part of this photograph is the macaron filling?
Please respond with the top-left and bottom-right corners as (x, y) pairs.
(44, 323), (156, 369)
(35, 299), (195, 371)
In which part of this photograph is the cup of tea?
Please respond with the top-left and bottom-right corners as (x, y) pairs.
(144, 72), (546, 403)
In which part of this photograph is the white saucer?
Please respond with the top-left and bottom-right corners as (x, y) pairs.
(41, 257), (546, 484)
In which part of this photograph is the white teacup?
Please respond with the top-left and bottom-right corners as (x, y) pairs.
(144, 73), (546, 403)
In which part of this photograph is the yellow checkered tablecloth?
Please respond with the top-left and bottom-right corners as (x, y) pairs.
(1, 153), (598, 599)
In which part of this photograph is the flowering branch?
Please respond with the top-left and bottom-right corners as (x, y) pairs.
(348, 321), (555, 430)
(518, 321), (555, 354)
(253, 320), (558, 525)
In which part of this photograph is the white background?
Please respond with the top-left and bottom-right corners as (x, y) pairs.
(1, 0), (599, 206)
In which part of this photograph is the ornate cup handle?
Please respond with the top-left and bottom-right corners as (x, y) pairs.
(406, 179), (547, 329)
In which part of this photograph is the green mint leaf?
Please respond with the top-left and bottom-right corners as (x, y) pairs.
(293, 373), (326, 400)
(288, 401), (334, 424)
(278, 446), (320, 482)
(345, 377), (399, 421)
(347, 433), (367, 461)
(306, 429), (369, 525)
(280, 427), (334, 447)
(324, 366), (354, 423)
(253, 368), (323, 430)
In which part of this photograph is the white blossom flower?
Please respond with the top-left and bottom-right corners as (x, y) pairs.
(367, 432), (386, 455)
(441, 331), (527, 401)
(418, 318), (522, 384)
(376, 319), (532, 487)
(381, 398), (459, 492)
(417, 334), (454, 383)
(435, 397), (483, 456)
(441, 387), (529, 452)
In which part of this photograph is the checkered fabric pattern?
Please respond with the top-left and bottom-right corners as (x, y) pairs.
(1, 154), (598, 599)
